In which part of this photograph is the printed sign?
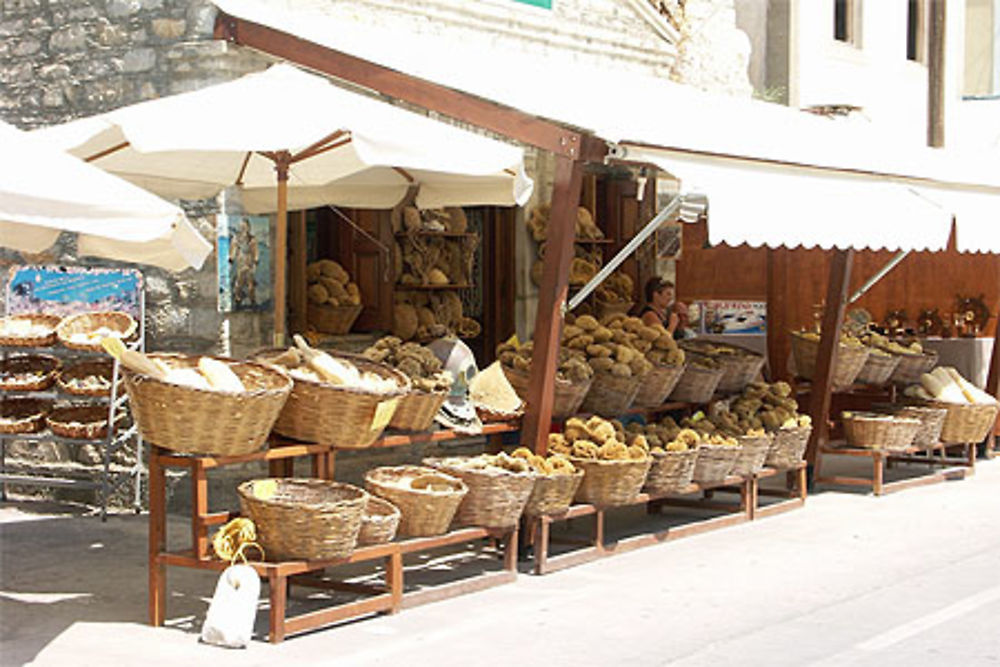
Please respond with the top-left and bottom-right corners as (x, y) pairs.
(5, 265), (143, 317)
(700, 300), (767, 334)
(371, 397), (401, 431)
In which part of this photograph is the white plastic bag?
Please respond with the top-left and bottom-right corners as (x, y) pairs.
(200, 564), (260, 648)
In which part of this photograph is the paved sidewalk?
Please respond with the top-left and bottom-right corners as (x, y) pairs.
(2, 458), (999, 666)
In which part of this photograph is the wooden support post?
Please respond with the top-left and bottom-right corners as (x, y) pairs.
(805, 249), (854, 465)
(148, 447), (167, 626)
(766, 248), (790, 382)
(268, 569), (287, 643)
(522, 156), (585, 455)
(289, 210), (308, 337)
(273, 152), (291, 347)
(191, 463), (209, 559)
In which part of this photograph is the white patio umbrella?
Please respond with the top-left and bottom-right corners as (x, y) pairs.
(34, 64), (533, 341)
(0, 121), (211, 272)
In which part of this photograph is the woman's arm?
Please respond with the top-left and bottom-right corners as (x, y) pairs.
(641, 310), (661, 328)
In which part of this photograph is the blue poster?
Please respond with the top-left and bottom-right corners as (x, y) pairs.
(5, 265), (142, 317)
(218, 214), (272, 312)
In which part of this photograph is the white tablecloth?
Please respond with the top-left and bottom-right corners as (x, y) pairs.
(920, 338), (995, 389)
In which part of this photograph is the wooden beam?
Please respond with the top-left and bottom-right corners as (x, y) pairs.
(214, 13), (604, 161)
(288, 210), (308, 336)
(522, 156), (585, 455)
(805, 249), (854, 465)
(766, 247), (790, 381)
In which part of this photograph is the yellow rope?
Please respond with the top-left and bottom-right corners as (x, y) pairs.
(213, 517), (264, 564)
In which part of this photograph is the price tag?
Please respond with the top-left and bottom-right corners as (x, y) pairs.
(253, 480), (277, 501)
(504, 333), (520, 348)
(371, 397), (400, 431)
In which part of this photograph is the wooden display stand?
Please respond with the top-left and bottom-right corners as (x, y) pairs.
(814, 441), (975, 496)
(752, 463), (808, 519)
(148, 423), (519, 643)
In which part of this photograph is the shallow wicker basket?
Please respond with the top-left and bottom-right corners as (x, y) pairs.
(789, 331), (870, 389)
(364, 466), (468, 537)
(307, 303), (363, 335)
(765, 426), (812, 469)
(523, 469), (584, 516)
(917, 399), (999, 445)
(855, 351), (902, 387)
(0, 314), (62, 347)
(0, 397), (50, 434)
(570, 456), (652, 507)
(47, 404), (110, 440)
(889, 349), (939, 385)
(730, 433), (773, 476)
(691, 444), (740, 484)
(680, 341), (765, 395)
(238, 479), (368, 561)
(56, 311), (137, 351)
(0, 354), (60, 391)
(123, 353), (292, 456)
(668, 363), (724, 404)
(632, 363), (686, 409)
(842, 411), (921, 451)
(357, 495), (401, 546)
(890, 404), (948, 447)
(390, 389), (447, 431)
(423, 457), (536, 529)
(579, 371), (642, 417)
(258, 350), (409, 448)
(503, 365), (591, 419)
(56, 360), (115, 397)
(643, 448), (699, 495)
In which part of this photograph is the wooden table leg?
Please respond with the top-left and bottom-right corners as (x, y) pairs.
(594, 509), (605, 553)
(535, 517), (549, 574)
(741, 478), (751, 518)
(503, 528), (519, 572)
(148, 447), (167, 626)
(873, 452), (884, 496)
(386, 550), (403, 613)
(268, 569), (287, 644)
(191, 462), (209, 559)
(796, 465), (808, 500)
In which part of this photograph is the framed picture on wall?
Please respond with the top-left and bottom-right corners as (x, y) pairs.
(218, 214), (272, 312)
(701, 300), (767, 334)
(657, 222), (683, 260)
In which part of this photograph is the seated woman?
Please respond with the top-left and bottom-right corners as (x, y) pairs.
(639, 277), (694, 340)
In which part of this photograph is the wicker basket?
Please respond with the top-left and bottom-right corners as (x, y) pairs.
(503, 365), (591, 419)
(595, 300), (634, 321)
(668, 363), (724, 404)
(390, 389), (447, 431)
(523, 469), (584, 516)
(357, 495), (401, 546)
(855, 351), (902, 387)
(765, 426), (812, 469)
(123, 354), (292, 456)
(680, 341), (765, 395)
(842, 411), (921, 451)
(0, 354), (60, 391)
(890, 349), (939, 385)
(691, 444), (740, 484)
(569, 456), (652, 507)
(307, 303), (363, 335)
(47, 404), (110, 440)
(0, 397), (50, 434)
(56, 311), (137, 351)
(259, 351), (409, 448)
(891, 404), (948, 447)
(579, 371), (642, 417)
(238, 479), (367, 561)
(917, 399), (999, 444)
(643, 448), (698, 495)
(632, 363), (686, 409)
(56, 360), (115, 397)
(789, 331), (870, 389)
(0, 314), (62, 347)
(423, 457), (536, 528)
(364, 466), (468, 537)
(731, 434), (773, 476)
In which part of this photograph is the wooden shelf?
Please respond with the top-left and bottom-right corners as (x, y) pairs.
(573, 238), (613, 245)
(395, 231), (477, 239)
(395, 284), (473, 290)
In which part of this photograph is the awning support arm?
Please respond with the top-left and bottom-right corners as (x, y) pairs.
(848, 250), (909, 305)
(567, 194), (685, 311)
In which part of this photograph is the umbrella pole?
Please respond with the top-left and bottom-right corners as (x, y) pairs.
(274, 152), (291, 347)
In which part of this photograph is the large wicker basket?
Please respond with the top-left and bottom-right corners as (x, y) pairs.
(307, 303), (363, 335)
(888, 404), (947, 447)
(123, 354), (292, 456)
(523, 469), (584, 516)
(691, 444), (740, 484)
(0, 397), (50, 434)
(680, 341), (765, 395)
(632, 363), (686, 409)
(0, 354), (60, 392)
(47, 404), (110, 440)
(56, 311), (137, 351)
(570, 456), (652, 507)
(0, 314), (62, 347)
(917, 399), (999, 444)
(56, 360), (115, 397)
(790, 331), (870, 389)
(890, 349), (939, 385)
(730, 434), (773, 476)
(357, 495), (401, 546)
(365, 466), (468, 537)
(390, 389), (447, 431)
(765, 426), (812, 469)
(643, 448), (699, 495)
(579, 371), (642, 417)
(238, 479), (368, 561)
(423, 457), (536, 529)
(842, 411), (921, 451)
(259, 350), (409, 448)
(855, 351), (902, 387)
(668, 363), (724, 404)
(503, 365), (591, 419)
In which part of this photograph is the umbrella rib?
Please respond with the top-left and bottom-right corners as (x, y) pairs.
(293, 136), (352, 162)
(234, 151), (252, 186)
(290, 130), (348, 163)
(393, 167), (415, 183)
(84, 141), (130, 162)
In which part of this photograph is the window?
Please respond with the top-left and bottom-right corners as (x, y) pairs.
(907, 0), (926, 62)
(834, 0), (852, 42)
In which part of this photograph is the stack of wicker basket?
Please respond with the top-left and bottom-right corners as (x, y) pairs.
(423, 457), (536, 529)
(365, 466), (468, 537)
